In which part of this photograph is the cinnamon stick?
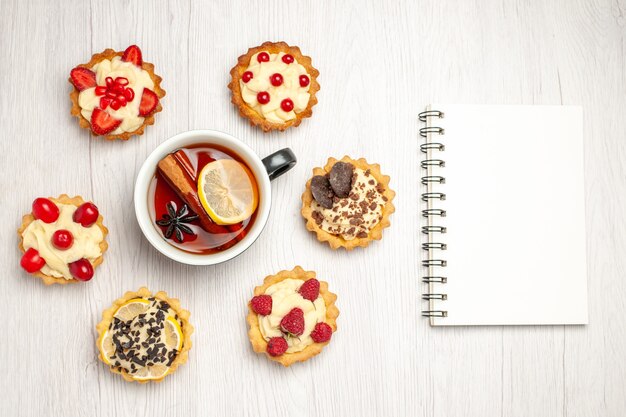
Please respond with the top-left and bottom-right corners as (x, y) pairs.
(157, 154), (224, 233)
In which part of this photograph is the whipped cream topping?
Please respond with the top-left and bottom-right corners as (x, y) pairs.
(311, 168), (386, 240)
(239, 52), (311, 123)
(105, 298), (182, 376)
(259, 278), (326, 353)
(21, 203), (104, 279)
(78, 56), (154, 134)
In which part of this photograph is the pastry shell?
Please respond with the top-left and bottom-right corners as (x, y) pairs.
(17, 194), (109, 285)
(247, 266), (339, 366)
(228, 41), (320, 132)
(301, 156), (396, 250)
(95, 287), (194, 384)
(69, 48), (165, 141)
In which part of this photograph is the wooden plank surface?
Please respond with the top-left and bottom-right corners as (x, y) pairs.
(0, 0), (625, 416)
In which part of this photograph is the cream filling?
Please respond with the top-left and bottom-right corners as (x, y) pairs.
(239, 51), (311, 123)
(21, 203), (104, 279)
(312, 168), (385, 240)
(259, 278), (326, 353)
(78, 56), (154, 134)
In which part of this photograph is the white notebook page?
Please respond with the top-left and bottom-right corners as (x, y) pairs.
(426, 105), (588, 326)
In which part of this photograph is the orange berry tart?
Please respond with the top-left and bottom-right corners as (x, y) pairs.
(301, 156), (396, 250)
(96, 287), (193, 383)
(247, 266), (338, 366)
(18, 195), (108, 285)
(229, 41), (320, 132)
(69, 45), (165, 140)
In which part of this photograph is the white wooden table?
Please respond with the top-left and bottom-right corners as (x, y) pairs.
(1, 1), (625, 416)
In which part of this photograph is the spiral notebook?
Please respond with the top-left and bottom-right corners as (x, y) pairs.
(420, 105), (588, 326)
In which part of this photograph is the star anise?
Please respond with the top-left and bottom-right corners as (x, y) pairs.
(156, 202), (199, 242)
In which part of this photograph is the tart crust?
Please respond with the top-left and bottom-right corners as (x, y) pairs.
(69, 48), (165, 141)
(95, 287), (194, 384)
(228, 41), (320, 132)
(247, 266), (339, 366)
(17, 194), (109, 285)
(301, 156), (396, 250)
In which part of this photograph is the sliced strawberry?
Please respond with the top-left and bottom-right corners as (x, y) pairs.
(70, 67), (97, 91)
(121, 45), (143, 66)
(139, 88), (159, 116)
(90, 108), (122, 135)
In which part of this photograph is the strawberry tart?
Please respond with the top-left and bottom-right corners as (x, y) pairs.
(229, 41), (320, 132)
(18, 194), (108, 285)
(69, 45), (165, 140)
(247, 266), (339, 366)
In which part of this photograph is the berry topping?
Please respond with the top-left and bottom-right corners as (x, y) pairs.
(95, 77), (134, 110)
(280, 308), (305, 336)
(329, 162), (355, 198)
(242, 71), (253, 83)
(90, 108), (122, 135)
(250, 295), (273, 316)
(299, 74), (310, 87)
(298, 278), (320, 301)
(70, 67), (97, 91)
(267, 337), (288, 357)
(115, 77), (129, 86)
(257, 91), (270, 105)
(95, 86), (107, 95)
(20, 248), (46, 273)
(280, 98), (294, 112)
(139, 88), (159, 116)
(257, 52), (270, 63)
(270, 73), (283, 87)
(69, 259), (94, 281)
(121, 45), (143, 66)
(32, 198), (60, 223)
(310, 322), (333, 343)
(73, 202), (99, 227)
(310, 175), (335, 209)
(282, 54), (294, 64)
(52, 230), (73, 250)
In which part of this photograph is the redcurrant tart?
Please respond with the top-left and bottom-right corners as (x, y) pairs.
(52, 230), (74, 250)
(32, 198), (60, 223)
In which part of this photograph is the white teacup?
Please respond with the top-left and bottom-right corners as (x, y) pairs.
(134, 129), (296, 265)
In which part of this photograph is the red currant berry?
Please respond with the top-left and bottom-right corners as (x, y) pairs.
(20, 248), (46, 273)
(270, 73), (283, 87)
(32, 198), (60, 223)
(242, 71), (254, 83)
(282, 54), (294, 64)
(281, 98), (294, 112)
(52, 230), (73, 250)
(257, 91), (270, 105)
(299, 75), (310, 87)
(257, 52), (270, 63)
(73, 202), (99, 227)
(69, 259), (94, 281)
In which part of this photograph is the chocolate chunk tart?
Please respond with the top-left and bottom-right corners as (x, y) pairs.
(247, 266), (339, 366)
(301, 156), (395, 250)
(96, 287), (193, 383)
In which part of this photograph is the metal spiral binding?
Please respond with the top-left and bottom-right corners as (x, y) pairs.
(419, 109), (448, 319)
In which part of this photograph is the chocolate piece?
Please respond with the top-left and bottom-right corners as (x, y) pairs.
(311, 175), (334, 209)
(329, 162), (354, 198)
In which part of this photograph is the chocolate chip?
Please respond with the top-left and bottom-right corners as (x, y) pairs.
(357, 231), (368, 238)
(329, 162), (354, 198)
(310, 175), (334, 209)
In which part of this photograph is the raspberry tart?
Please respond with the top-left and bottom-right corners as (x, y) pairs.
(247, 266), (339, 366)
(228, 41), (320, 132)
(69, 45), (165, 140)
(18, 195), (108, 285)
(96, 287), (193, 383)
(301, 156), (396, 250)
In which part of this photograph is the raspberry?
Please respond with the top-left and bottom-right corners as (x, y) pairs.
(298, 278), (320, 301)
(280, 308), (305, 336)
(250, 295), (272, 316)
(310, 322), (333, 343)
(267, 337), (288, 356)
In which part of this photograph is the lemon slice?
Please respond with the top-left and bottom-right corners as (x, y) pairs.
(165, 316), (184, 351)
(198, 159), (258, 225)
(113, 298), (151, 321)
(99, 330), (115, 365)
(131, 364), (170, 381)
